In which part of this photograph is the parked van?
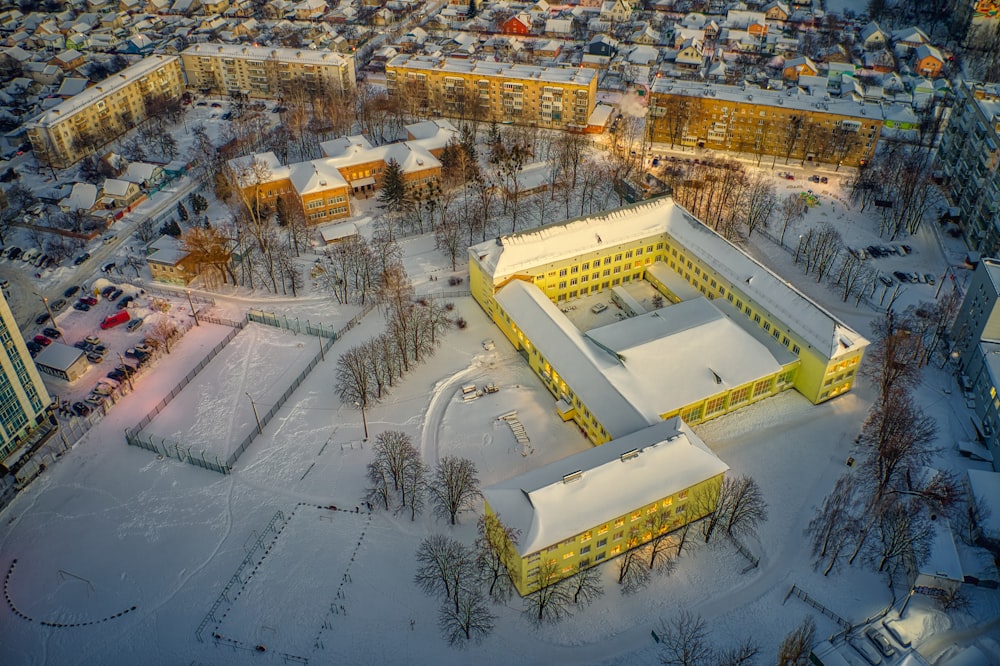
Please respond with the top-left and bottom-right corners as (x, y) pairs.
(100, 311), (130, 329)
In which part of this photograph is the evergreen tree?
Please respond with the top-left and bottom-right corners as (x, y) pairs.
(176, 201), (189, 222)
(467, 0), (477, 18)
(159, 219), (182, 237)
(377, 158), (413, 216)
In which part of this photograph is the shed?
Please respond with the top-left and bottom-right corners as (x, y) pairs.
(34, 342), (88, 382)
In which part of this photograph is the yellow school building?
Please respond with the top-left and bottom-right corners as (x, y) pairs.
(475, 198), (867, 593)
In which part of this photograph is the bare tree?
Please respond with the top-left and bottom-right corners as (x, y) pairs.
(429, 456), (482, 526)
(400, 454), (427, 521)
(438, 588), (495, 646)
(656, 610), (712, 666)
(807, 474), (861, 576)
(434, 211), (464, 271)
(336, 344), (376, 408)
(716, 638), (759, 666)
(777, 616), (815, 666)
(566, 566), (604, 606)
(523, 559), (574, 625)
(414, 534), (475, 607)
(146, 318), (178, 353)
(777, 194), (807, 248)
(723, 475), (769, 539)
(617, 534), (651, 593)
(475, 513), (518, 603)
(861, 311), (926, 404)
(365, 453), (391, 511)
(870, 501), (933, 576)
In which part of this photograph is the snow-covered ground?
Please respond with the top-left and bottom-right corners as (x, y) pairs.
(2, 107), (999, 664)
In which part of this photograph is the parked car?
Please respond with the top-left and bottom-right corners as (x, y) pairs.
(877, 273), (893, 287)
(101, 311), (130, 329)
(893, 271), (910, 283)
(93, 384), (113, 396)
(42, 327), (61, 339)
(3, 246), (19, 259)
(98, 377), (120, 389)
(74, 340), (89, 350)
(50, 298), (67, 312)
(73, 301), (91, 311)
(64, 285), (80, 298)
(134, 343), (153, 355)
(84, 336), (101, 346)
(21, 248), (40, 263)
(34, 312), (50, 325)
(117, 364), (137, 377)
(72, 401), (91, 417)
(103, 235), (116, 245)
(26, 340), (42, 356)
(143, 337), (160, 349)
(865, 628), (895, 658)
(820, 176), (829, 183)
(126, 318), (144, 332)
(925, 273), (937, 285)
(85, 394), (106, 407)
(125, 348), (149, 362)
(92, 344), (107, 355)
(101, 285), (116, 298)
(86, 351), (105, 363)
(80, 296), (98, 306)
(73, 253), (90, 265)
(109, 288), (123, 301)
(117, 295), (134, 309)
(0, 279), (7, 289)
(35, 254), (49, 268)
(6, 247), (21, 260)
(107, 369), (126, 382)
(33, 334), (51, 346)
(102, 262), (116, 273)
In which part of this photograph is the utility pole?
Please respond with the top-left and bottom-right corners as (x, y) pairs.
(186, 289), (199, 326)
(246, 392), (262, 435)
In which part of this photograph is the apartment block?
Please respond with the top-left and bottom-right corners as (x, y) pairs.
(647, 79), (883, 167)
(484, 418), (727, 595)
(385, 55), (598, 130)
(936, 81), (1000, 255)
(26, 55), (184, 169)
(181, 43), (355, 99)
(0, 291), (54, 470)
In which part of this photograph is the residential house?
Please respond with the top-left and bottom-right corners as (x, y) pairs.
(859, 20), (887, 51)
(675, 38), (704, 69)
(501, 13), (532, 35)
(599, 0), (631, 23)
(892, 26), (930, 52)
(783, 55), (818, 81)
(146, 234), (196, 285)
(50, 49), (85, 71)
(100, 178), (142, 208)
(762, 1), (789, 21)
(914, 43), (944, 78)
(122, 162), (165, 188)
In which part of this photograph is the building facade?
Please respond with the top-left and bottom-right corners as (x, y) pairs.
(647, 79), (883, 167)
(936, 81), (1000, 256)
(229, 120), (456, 225)
(484, 419), (727, 595)
(385, 55), (598, 130)
(950, 258), (1000, 469)
(469, 198), (867, 445)
(0, 291), (54, 468)
(26, 55), (184, 168)
(180, 44), (355, 99)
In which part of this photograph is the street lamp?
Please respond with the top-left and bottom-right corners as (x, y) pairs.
(37, 294), (60, 337)
(246, 392), (262, 435)
(354, 399), (369, 441)
(186, 289), (199, 326)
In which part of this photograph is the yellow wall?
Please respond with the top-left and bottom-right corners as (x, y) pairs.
(488, 473), (724, 596)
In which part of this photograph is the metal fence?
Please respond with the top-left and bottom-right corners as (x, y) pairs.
(247, 309), (337, 339)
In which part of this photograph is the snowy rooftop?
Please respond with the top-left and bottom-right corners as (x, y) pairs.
(386, 54), (597, 87)
(34, 342), (84, 372)
(28, 55), (179, 128)
(182, 43), (352, 68)
(473, 198), (867, 359)
(496, 281), (795, 435)
(483, 418), (729, 556)
(650, 78), (880, 119)
(967, 469), (1000, 538)
(919, 517), (963, 582)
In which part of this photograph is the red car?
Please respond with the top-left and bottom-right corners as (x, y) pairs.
(80, 295), (98, 306)
(33, 335), (52, 346)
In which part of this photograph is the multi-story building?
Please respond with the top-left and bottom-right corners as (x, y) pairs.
(26, 55), (184, 168)
(229, 120), (456, 225)
(647, 79), (883, 167)
(385, 55), (598, 130)
(950, 258), (1000, 469)
(936, 81), (1000, 255)
(469, 197), (868, 445)
(0, 291), (54, 470)
(484, 418), (728, 595)
(180, 44), (355, 99)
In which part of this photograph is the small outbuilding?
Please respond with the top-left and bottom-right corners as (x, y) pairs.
(34, 342), (88, 382)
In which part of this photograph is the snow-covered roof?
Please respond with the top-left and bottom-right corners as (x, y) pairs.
(60, 182), (97, 210)
(34, 342), (85, 372)
(122, 162), (162, 184)
(967, 469), (1000, 539)
(319, 221), (359, 243)
(102, 178), (135, 197)
(483, 418), (728, 556)
(495, 279), (795, 436)
(387, 54), (596, 87)
(473, 198), (867, 359)
(289, 159), (348, 195)
(919, 516), (962, 582)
